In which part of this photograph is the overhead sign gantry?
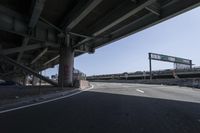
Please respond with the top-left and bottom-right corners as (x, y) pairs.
(148, 53), (192, 80)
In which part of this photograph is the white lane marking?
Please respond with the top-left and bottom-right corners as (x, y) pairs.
(0, 85), (94, 114)
(136, 89), (144, 93)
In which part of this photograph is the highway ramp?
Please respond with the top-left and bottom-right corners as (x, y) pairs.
(0, 82), (200, 133)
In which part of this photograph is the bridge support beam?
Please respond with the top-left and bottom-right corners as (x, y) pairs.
(0, 54), (58, 86)
(58, 40), (74, 87)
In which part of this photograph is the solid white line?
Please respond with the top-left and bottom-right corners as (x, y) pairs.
(136, 89), (144, 93)
(0, 85), (94, 114)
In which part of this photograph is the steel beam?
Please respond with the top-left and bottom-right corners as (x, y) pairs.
(73, 38), (91, 48)
(0, 6), (58, 43)
(93, 0), (156, 36)
(69, 32), (93, 39)
(0, 42), (58, 55)
(1, 43), (42, 55)
(109, 0), (200, 40)
(73, 0), (156, 48)
(75, 0), (200, 50)
(18, 0), (46, 62)
(0, 54), (58, 86)
(29, 0), (46, 28)
(73, 12), (155, 51)
(17, 37), (30, 62)
(89, 13), (157, 50)
(31, 48), (48, 64)
(44, 44), (92, 66)
(145, 2), (160, 16)
(43, 55), (60, 66)
(74, 44), (94, 53)
(63, 0), (103, 31)
(40, 17), (93, 39)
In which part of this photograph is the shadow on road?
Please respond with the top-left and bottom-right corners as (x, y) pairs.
(0, 91), (200, 133)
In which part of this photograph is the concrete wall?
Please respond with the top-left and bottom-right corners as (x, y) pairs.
(74, 80), (90, 89)
(91, 78), (200, 89)
(0, 86), (60, 100)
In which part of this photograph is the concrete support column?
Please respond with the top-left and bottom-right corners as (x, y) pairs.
(23, 75), (28, 86)
(58, 42), (74, 87)
(32, 76), (39, 86)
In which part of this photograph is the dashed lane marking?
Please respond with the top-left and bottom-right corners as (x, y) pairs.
(136, 89), (144, 93)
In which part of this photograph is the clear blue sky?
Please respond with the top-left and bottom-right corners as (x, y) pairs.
(45, 6), (200, 77)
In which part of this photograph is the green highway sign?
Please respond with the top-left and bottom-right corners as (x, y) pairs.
(149, 53), (192, 65)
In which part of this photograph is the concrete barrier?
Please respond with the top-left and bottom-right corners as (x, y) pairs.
(80, 80), (90, 89)
(74, 80), (90, 89)
(91, 78), (200, 89)
(0, 86), (61, 100)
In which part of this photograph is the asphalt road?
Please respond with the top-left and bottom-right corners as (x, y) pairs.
(0, 82), (200, 133)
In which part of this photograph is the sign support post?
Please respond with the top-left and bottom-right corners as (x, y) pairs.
(148, 53), (192, 80)
(149, 53), (152, 80)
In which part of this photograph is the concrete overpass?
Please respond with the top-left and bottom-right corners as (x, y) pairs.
(0, 0), (199, 87)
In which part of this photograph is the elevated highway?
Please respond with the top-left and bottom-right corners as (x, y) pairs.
(87, 67), (200, 80)
(0, 0), (200, 86)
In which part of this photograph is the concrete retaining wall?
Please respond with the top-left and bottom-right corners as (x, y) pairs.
(0, 86), (61, 100)
(91, 78), (200, 88)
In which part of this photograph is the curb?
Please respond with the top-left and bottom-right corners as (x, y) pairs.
(0, 85), (94, 114)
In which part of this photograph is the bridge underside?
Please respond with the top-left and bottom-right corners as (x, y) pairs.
(0, 0), (199, 86)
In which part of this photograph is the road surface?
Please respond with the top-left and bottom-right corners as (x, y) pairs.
(0, 82), (200, 133)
